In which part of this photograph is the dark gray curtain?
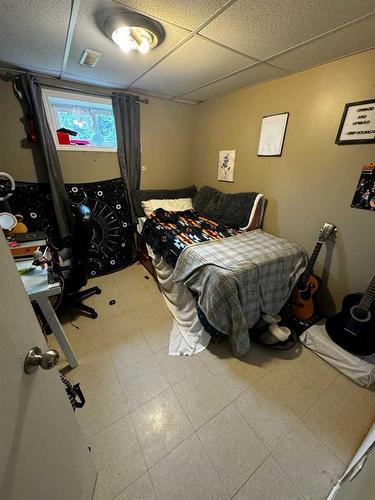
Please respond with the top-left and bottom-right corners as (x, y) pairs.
(15, 74), (73, 240)
(112, 93), (141, 224)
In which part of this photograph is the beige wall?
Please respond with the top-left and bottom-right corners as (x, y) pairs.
(140, 98), (193, 189)
(0, 79), (193, 188)
(191, 49), (375, 312)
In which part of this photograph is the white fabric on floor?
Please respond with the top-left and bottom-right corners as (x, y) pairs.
(300, 323), (375, 387)
(147, 246), (210, 356)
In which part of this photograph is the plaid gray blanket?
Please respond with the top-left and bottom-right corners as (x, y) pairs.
(173, 230), (307, 356)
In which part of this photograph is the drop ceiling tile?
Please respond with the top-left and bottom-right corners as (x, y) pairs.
(0, 0), (70, 73)
(182, 63), (286, 101)
(268, 15), (375, 72)
(65, 0), (190, 87)
(200, 0), (375, 59)
(117, 0), (229, 30)
(128, 87), (175, 100)
(132, 36), (254, 96)
(172, 97), (199, 104)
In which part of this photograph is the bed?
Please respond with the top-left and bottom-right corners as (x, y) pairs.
(136, 186), (307, 357)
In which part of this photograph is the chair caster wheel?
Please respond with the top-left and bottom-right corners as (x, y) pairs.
(91, 312), (98, 319)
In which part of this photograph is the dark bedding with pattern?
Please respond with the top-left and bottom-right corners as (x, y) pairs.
(142, 208), (241, 267)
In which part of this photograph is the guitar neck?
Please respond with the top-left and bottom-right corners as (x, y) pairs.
(303, 241), (323, 280)
(358, 275), (375, 311)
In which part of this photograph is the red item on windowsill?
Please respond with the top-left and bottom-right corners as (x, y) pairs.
(57, 132), (71, 145)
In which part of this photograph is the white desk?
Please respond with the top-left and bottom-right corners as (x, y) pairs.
(16, 260), (79, 368)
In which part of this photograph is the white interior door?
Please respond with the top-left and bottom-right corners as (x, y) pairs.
(328, 424), (375, 500)
(0, 232), (97, 500)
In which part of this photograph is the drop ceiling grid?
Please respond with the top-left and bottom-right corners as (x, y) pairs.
(180, 62), (288, 102)
(171, 11), (375, 101)
(0, 0), (375, 103)
(259, 11), (375, 67)
(65, 0), (193, 89)
(114, 0), (238, 32)
(0, 0), (71, 73)
(199, 0), (375, 59)
(123, 32), (195, 89)
(65, 0), (375, 98)
(130, 35), (255, 96)
(122, 0), (375, 100)
(124, 0), (246, 89)
(172, 60), (284, 98)
(267, 13), (375, 73)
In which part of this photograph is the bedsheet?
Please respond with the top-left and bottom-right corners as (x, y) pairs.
(174, 230), (307, 356)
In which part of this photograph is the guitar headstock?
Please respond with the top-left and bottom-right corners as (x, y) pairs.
(318, 222), (337, 243)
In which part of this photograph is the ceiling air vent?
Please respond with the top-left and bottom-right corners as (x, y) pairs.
(79, 49), (102, 67)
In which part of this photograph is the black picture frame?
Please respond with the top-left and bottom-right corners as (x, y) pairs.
(257, 112), (289, 157)
(335, 99), (375, 145)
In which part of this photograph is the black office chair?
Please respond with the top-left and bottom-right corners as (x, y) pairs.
(59, 205), (101, 319)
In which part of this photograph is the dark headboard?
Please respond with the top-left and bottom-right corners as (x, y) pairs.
(193, 186), (260, 228)
(134, 185), (197, 217)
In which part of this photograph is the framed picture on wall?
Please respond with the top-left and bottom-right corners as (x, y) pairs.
(218, 150), (236, 182)
(336, 99), (375, 145)
(257, 112), (289, 157)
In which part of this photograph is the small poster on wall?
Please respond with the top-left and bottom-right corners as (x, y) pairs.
(218, 150), (236, 182)
(258, 112), (289, 157)
(336, 99), (375, 144)
(352, 163), (375, 211)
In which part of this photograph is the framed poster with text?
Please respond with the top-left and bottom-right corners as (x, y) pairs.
(336, 99), (375, 145)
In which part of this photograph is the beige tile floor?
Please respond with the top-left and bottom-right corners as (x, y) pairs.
(49, 263), (375, 500)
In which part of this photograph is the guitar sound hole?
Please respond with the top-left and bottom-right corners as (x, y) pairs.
(350, 306), (371, 323)
(301, 290), (311, 300)
(298, 281), (315, 292)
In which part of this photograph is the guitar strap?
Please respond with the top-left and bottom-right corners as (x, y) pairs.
(59, 373), (85, 411)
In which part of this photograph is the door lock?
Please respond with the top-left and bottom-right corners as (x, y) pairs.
(24, 346), (60, 374)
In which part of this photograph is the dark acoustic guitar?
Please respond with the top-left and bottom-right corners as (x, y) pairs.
(290, 223), (337, 320)
(326, 275), (375, 356)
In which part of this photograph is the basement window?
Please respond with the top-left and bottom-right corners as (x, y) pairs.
(42, 89), (117, 152)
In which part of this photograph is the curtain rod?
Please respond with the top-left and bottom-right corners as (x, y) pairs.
(0, 68), (149, 104)
(41, 81), (149, 104)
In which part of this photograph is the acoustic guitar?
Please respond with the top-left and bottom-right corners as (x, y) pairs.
(326, 275), (375, 356)
(290, 223), (337, 320)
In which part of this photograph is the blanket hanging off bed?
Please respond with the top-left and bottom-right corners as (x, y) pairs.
(142, 208), (306, 356)
(174, 230), (307, 356)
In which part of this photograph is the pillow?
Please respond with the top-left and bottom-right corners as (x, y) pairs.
(141, 198), (193, 217)
(134, 186), (197, 217)
(193, 186), (259, 228)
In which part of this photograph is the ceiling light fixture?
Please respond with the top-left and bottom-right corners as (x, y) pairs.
(104, 12), (165, 55)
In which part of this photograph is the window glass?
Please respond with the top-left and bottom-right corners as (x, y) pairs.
(42, 89), (117, 151)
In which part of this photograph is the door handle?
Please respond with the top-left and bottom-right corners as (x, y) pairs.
(24, 346), (60, 374)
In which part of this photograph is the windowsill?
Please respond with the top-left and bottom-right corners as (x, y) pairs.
(56, 145), (117, 153)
